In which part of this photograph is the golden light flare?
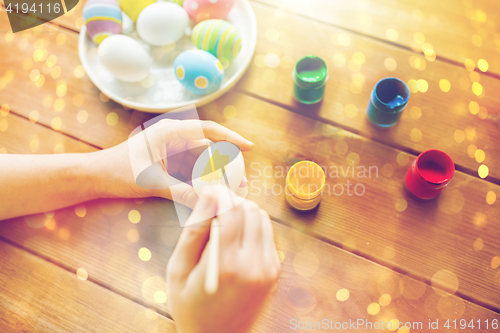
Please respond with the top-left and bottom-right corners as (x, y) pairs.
(293, 250), (319, 277)
(395, 198), (408, 212)
(467, 144), (477, 158)
(469, 101), (479, 114)
(379, 294), (391, 306)
(491, 256), (500, 269)
(153, 291), (167, 304)
(471, 82), (484, 97)
(471, 35), (482, 47)
(332, 54), (346, 67)
(352, 52), (366, 65)
(439, 79), (451, 92)
(75, 205), (86, 217)
(486, 191), (496, 205)
(416, 79), (428, 92)
(127, 229), (140, 243)
(410, 128), (422, 142)
(344, 104), (357, 118)
(76, 268), (88, 281)
(478, 164), (488, 178)
(277, 250), (285, 263)
(367, 303), (380, 315)
(384, 58), (397, 71)
(346, 152), (360, 166)
(336, 288), (350, 301)
(128, 210), (141, 223)
(106, 112), (119, 126)
(469, 71), (480, 83)
(54, 143), (65, 154)
(29, 135), (39, 152)
(477, 59), (488, 72)
(138, 247), (152, 261)
(56, 84), (67, 98)
(58, 228), (70, 240)
(0, 104), (10, 117)
(396, 152), (409, 166)
(51, 117), (62, 130)
(388, 319), (399, 331)
(264, 53), (280, 68)
(472, 238), (484, 251)
(453, 130), (465, 143)
(386, 29), (398, 41)
(464, 59), (475, 71)
(407, 79), (418, 93)
(77, 110), (88, 124)
(413, 32), (425, 44)
(410, 106), (422, 120)
(56, 33), (67, 45)
(337, 34), (351, 46)
(335, 140), (348, 155)
(474, 149), (485, 163)
(223, 105), (237, 119)
(99, 92), (110, 103)
(54, 98), (65, 112)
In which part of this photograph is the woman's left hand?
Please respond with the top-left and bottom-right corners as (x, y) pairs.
(94, 119), (253, 208)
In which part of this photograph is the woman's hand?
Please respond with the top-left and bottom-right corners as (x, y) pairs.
(167, 186), (281, 333)
(96, 119), (253, 208)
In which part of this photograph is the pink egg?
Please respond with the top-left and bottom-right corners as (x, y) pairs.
(183, 0), (234, 23)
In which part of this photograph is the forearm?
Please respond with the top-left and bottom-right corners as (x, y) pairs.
(0, 151), (106, 220)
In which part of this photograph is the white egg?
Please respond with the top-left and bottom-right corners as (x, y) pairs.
(98, 35), (152, 82)
(192, 142), (245, 197)
(137, 2), (189, 46)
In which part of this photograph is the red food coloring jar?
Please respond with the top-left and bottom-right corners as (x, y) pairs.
(405, 150), (455, 200)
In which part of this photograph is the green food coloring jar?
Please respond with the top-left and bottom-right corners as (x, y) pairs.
(292, 55), (328, 104)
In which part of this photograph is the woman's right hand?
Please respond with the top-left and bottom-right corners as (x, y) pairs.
(167, 186), (281, 333)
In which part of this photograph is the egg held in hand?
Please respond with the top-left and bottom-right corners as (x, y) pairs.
(83, 0), (122, 45)
(98, 35), (152, 82)
(137, 2), (189, 46)
(118, 0), (156, 22)
(174, 50), (224, 95)
(183, 0), (234, 22)
(192, 19), (242, 62)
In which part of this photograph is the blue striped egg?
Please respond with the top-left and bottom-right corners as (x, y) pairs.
(174, 50), (224, 95)
(83, 0), (122, 45)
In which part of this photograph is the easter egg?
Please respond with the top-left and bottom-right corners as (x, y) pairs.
(98, 35), (152, 82)
(137, 2), (189, 46)
(118, 0), (156, 22)
(192, 141), (245, 198)
(83, 0), (122, 45)
(174, 50), (224, 95)
(183, 0), (234, 22)
(192, 19), (241, 62)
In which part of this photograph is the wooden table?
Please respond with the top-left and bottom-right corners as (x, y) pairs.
(1, 0), (499, 331)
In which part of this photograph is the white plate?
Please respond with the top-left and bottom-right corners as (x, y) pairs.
(78, 0), (257, 113)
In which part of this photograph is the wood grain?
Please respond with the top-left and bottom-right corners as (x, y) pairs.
(0, 198), (498, 333)
(251, 0), (500, 77)
(235, 3), (500, 182)
(1, 3), (499, 182)
(1, 18), (498, 308)
(1, 87), (500, 310)
(0, 239), (176, 332)
(0, 111), (96, 154)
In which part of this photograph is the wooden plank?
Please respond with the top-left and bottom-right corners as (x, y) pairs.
(0, 199), (498, 333)
(0, 111), (96, 154)
(251, 0), (500, 77)
(1, 26), (499, 309)
(1, 4), (499, 182)
(0, 239), (177, 332)
(235, 3), (500, 182)
(1, 0), (499, 312)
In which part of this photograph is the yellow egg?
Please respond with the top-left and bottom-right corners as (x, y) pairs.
(119, 0), (156, 22)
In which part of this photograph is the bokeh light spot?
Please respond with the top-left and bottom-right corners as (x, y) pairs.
(139, 247), (152, 261)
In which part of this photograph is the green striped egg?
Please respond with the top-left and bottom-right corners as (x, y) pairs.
(192, 19), (242, 62)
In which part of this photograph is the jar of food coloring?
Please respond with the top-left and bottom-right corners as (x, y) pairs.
(285, 161), (325, 211)
(405, 150), (455, 200)
(367, 77), (410, 127)
(292, 56), (328, 104)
